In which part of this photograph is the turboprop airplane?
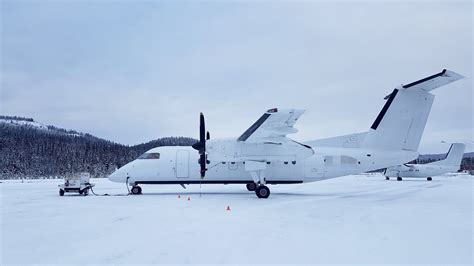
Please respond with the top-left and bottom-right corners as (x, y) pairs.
(109, 69), (464, 198)
(384, 143), (466, 181)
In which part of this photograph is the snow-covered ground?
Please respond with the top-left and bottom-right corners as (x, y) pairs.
(1, 174), (472, 264)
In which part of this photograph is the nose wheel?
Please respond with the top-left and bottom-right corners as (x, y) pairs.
(131, 186), (142, 195)
(255, 185), (270, 198)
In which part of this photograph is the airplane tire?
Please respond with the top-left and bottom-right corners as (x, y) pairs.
(131, 186), (142, 195)
(255, 185), (270, 199)
(83, 189), (89, 196)
(427, 177), (432, 181)
(385, 177), (389, 181)
(246, 183), (257, 191)
(397, 177), (402, 181)
(59, 189), (65, 196)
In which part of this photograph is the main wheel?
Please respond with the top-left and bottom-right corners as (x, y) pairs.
(131, 186), (142, 195)
(397, 177), (402, 181)
(427, 177), (432, 181)
(246, 183), (257, 191)
(59, 189), (65, 196)
(83, 189), (89, 196)
(385, 177), (390, 181)
(255, 185), (270, 198)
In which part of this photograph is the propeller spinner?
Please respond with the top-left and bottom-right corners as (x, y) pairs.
(192, 113), (207, 178)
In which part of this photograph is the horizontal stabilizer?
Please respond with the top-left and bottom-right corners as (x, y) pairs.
(384, 69), (464, 99)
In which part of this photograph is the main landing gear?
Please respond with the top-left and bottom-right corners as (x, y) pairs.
(131, 185), (142, 195)
(255, 185), (270, 198)
(246, 183), (257, 191)
(397, 177), (403, 181)
(246, 183), (270, 198)
(427, 177), (432, 181)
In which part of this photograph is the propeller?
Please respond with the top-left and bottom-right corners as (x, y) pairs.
(192, 112), (207, 178)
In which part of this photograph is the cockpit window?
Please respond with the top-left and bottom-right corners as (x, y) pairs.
(138, 153), (160, 159)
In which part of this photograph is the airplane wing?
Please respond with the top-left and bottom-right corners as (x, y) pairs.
(237, 108), (305, 143)
(384, 69), (464, 99)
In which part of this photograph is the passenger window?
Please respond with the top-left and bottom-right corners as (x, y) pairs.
(138, 153), (160, 159)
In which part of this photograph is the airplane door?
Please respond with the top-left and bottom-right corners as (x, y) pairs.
(176, 150), (189, 178)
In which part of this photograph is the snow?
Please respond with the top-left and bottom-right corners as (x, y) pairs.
(1, 174), (472, 264)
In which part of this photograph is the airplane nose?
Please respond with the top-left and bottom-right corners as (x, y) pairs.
(108, 168), (126, 183)
(108, 170), (118, 182)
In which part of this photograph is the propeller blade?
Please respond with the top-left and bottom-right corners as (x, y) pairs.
(200, 154), (206, 178)
(196, 112), (207, 178)
(200, 113), (205, 148)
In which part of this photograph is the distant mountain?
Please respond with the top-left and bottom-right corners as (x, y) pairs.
(0, 116), (196, 179)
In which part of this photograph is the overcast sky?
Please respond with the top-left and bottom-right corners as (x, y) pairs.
(1, 1), (472, 153)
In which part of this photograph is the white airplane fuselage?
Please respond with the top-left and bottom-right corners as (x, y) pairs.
(109, 144), (417, 185)
(384, 143), (466, 180)
(384, 164), (459, 179)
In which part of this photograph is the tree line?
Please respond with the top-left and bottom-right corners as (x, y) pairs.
(0, 119), (196, 179)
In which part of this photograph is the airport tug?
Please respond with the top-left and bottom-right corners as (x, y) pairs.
(58, 172), (95, 196)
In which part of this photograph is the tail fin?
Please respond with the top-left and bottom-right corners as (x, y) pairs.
(362, 69), (464, 151)
(430, 143), (466, 166)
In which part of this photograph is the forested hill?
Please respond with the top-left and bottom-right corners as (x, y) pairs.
(0, 116), (196, 179)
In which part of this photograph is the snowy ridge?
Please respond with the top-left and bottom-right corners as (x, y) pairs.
(0, 116), (85, 137)
(0, 116), (197, 178)
(0, 117), (48, 130)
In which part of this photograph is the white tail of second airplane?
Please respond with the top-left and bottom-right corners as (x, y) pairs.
(362, 69), (464, 151)
(429, 143), (466, 166)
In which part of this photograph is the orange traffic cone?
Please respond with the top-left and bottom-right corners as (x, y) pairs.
(187, 196), (191, 201)
(226, 205), (231, 211)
